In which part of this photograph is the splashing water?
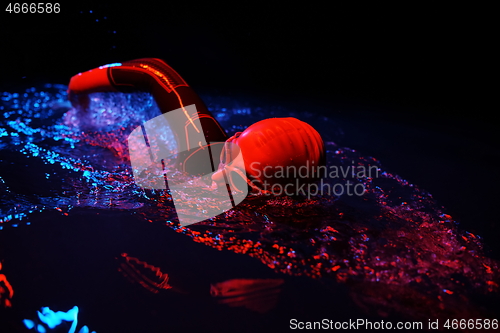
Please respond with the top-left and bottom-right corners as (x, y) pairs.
(0, 85), (498, 323)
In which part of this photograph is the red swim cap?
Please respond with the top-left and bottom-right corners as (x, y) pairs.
(212, 117), (325, 194)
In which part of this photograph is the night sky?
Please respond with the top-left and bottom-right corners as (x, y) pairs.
(1, 3), (498, 256)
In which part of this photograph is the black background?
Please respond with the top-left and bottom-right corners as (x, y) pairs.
(1, 3), (495, 117)
(1, 3), (499, 256)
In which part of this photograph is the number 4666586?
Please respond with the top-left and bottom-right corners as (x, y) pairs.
(6, 3), (60, 13)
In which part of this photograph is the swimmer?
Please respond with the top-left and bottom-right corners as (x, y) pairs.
(68, 58), (325, 194)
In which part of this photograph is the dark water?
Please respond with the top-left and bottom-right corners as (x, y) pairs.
(0, 86), (498, 332)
